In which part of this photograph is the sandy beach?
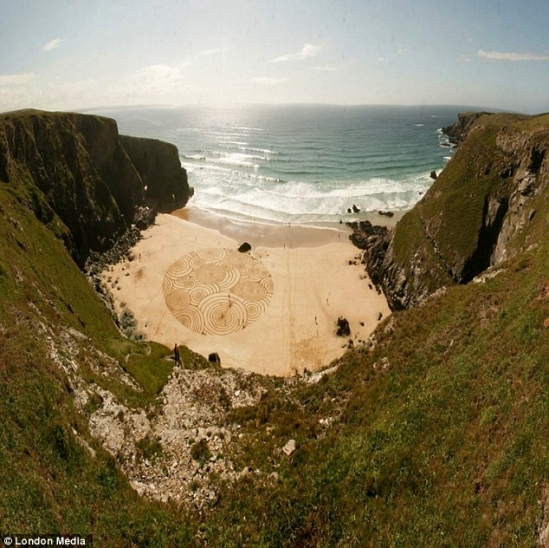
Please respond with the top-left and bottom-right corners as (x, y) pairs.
(103, 208), (392, 376)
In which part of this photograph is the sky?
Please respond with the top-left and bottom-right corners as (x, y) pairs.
(1, 0), (549, 113)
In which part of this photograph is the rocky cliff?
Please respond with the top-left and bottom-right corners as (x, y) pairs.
(354, 112), (549, 310)
(0, 109), (192, 267)
(120, 135), (193, 210)
(441, 111), (492, 145)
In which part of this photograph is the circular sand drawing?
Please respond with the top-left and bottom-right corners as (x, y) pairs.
(162, 248), (274, 336)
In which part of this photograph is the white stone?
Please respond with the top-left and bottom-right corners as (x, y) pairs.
(282, 439), (296, 456)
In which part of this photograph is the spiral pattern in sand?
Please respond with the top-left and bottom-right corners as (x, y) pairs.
(163, 248), (273, 335)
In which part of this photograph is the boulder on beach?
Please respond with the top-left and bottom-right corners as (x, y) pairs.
(336, 316), (351, 337)
(238, 242), (252, 253)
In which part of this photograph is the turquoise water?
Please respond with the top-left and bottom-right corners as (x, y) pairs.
(96, 104), (463, 225)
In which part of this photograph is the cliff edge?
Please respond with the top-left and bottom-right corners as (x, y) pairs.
(353, 112), (549, 309)
(0, 109), (192, 266)
(120, 135), (193, 210)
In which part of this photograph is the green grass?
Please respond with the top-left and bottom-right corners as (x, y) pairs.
(0, 182), (182, 404)
(196, 237), (549, 546)
(416, 120), (510, 276)
(0, 175), (200, 543)
(0, 324), (196, 545)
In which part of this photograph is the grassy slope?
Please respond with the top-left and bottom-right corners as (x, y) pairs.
(0, 181), (198, 545)
(200, 239), (549, 546)
(419, 114), (522, 270)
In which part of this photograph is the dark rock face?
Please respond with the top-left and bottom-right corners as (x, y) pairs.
(120, 135), (192, 210)
(348, 220), (411, 308)
(0, 110), (142, 265)
(347, 221), (391, 290)
(350, 112), (549, 310)
(133, 206), (157, 230)
(0, 110), (192, 267)
(347, 220), (388, 250)
(442, 111), (492, 145)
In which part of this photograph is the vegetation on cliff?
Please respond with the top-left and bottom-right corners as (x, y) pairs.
(0, 110), (197, 544)
(2, 109), (549, 546)
(358, 112), (549, 310)
(0, 179), (197, 544)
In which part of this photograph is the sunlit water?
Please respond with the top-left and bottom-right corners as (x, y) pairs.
(94, 104), (463, 226)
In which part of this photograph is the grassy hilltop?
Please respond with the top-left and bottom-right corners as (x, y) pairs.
(2, 110), (549, 546)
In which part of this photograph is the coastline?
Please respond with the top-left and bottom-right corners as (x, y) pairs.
(172, 205), (405, 248)
(103, 207), (394, 376)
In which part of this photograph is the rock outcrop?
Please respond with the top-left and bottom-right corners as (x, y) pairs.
(336, 317), (351, 337)
(238, 242), (252, 253)
(353, 112), (549, 310)
(441, 111), (492, 146)
(0, 109), (192, 267)
(120, 135), (192, 209)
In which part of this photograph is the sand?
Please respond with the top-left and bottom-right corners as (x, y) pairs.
(103, 208), (392, 376)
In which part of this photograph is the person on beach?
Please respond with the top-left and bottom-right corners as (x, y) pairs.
(174, 343), (181, 365)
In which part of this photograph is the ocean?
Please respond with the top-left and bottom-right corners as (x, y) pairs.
(93, 104), (462, 226)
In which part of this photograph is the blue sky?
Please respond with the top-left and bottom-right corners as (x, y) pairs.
(1, 0), (549, 113)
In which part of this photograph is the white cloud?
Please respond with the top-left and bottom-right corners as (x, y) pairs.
(478, 49), (549, 62)
(271, 43), (321, 63)
(315, 65), (337, 71)
(128, 63), (190, 90)
(0, 73), (35, 86)
(104, 63), (197, 105)
(42, 39), (64, 52)
(251, 76), (287, 85)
